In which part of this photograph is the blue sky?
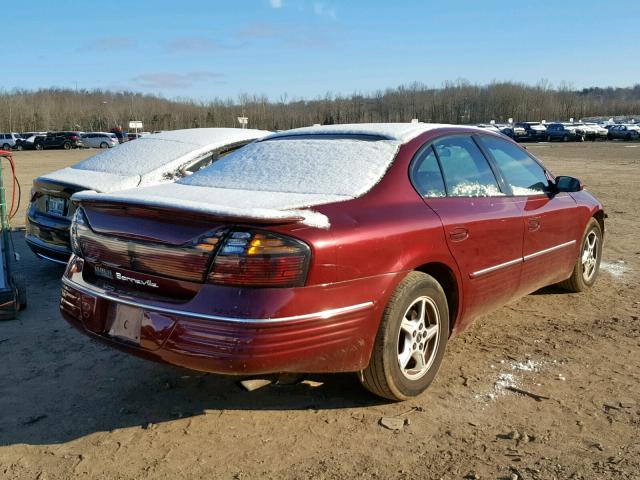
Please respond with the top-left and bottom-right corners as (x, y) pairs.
(6, 0), (639, 100)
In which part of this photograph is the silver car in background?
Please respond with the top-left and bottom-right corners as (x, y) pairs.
(81, 132), (119, 148)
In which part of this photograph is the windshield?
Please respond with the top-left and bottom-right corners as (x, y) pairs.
(179, 137), (400, 197)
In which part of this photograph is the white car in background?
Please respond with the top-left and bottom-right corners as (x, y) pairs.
(575, 123), (609, 141)
(0, 132), (24, 150)
(81, 132), (119, 148)
(25, 128), (271, 263)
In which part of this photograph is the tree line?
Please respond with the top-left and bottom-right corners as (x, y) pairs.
(1, 81), (639, 133)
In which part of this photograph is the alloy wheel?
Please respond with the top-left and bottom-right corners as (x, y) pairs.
(397, 296), (440, 381)
(581, 231), (599, 282)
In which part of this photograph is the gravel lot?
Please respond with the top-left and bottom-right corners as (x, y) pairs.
(0, 143), (639, 479)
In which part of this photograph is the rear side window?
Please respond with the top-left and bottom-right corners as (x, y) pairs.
(433, 136), (502, 197)
(411, 146), (446, 197)
(479, 136), (550, 195)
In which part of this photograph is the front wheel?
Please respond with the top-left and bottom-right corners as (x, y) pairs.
(35, 143), (43, 150)
(63, 142), (71, 150)
(100, 141), (109, 148)
(558, 218), (602, 292)
(547, 135), (552, 142)
(360, 271), (449, 401)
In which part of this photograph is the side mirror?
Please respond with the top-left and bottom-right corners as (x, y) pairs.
(554, 175), (584, 193)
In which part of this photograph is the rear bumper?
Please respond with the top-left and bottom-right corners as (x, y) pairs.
(25, 213), (72, 264)
(60, 256), (400, 375)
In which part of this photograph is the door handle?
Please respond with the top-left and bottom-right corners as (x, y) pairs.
(528, 218), (541, 232)
(449, 227), (469, 242)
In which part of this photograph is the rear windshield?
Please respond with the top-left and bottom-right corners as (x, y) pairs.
(72, 138), (199, 175)
(178, 137), (400, 197)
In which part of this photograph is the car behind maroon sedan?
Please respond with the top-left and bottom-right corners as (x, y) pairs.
(60, 123), (604, 400)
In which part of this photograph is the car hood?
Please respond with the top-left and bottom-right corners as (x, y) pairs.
(36, 167), (141, 193)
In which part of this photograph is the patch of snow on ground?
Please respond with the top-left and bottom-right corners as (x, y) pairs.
(600, 260), (628, 278)
(474, 359), (544, 403)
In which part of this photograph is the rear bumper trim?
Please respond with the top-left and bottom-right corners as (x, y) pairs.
(61, 276), (374, 324)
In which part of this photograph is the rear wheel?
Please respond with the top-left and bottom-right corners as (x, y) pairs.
(100, 141), (109, 148)
(547, 135), (552, 142)
(1, 143), (10, 150)
(35, 143), (43, 150)
(558, 218), (602, 292)
(361, 271), (449, 401)
(12, 274), (27, 311)
(63, 142), (71, 150)
(563, 134), (569, 142)
(15, 144), (23, 151)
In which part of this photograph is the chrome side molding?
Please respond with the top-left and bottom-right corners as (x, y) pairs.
(61, 277), (374, 324)
(471, 240), (577, 278)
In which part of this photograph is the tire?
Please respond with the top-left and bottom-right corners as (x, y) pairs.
(35, 143), (43, 150)
(12, 274), (27, 311)
(16, 144), (23, 151)
(1, 143), (10, 150)
(562, 134), (569, 142)
(547, 135), (552, 142)
(361, 271), (450, 401)
(558, 218), (603, 293)
(63, 142), (71, 150)
(99, 141), (109, 149)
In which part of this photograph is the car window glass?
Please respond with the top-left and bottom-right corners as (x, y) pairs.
(433, 136), (502, 197)
(411, 145), (446, 197)
(479, 136), (550, 195)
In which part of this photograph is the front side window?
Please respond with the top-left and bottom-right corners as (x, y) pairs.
(433, 136), (502, 197)
(410, 145), (446, 197)
(479, 136), (550, 195)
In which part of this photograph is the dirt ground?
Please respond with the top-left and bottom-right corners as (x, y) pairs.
(0, 143), (639, 480)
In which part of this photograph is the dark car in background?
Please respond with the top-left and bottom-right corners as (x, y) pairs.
(607, 124), (640, 140)
(545, 123), (584, 142)
(26, 128), (269, 263)
(514, 122), (547, 141)
(37, 132), (85, 150)
(15, 135), (46, 150)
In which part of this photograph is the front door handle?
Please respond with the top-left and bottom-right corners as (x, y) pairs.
(528, 218), (541, 232)
(449, 227), (469, 242)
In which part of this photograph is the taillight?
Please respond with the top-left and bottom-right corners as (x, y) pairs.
(70, 207), (89, 256)
(208, 230), (310, 287)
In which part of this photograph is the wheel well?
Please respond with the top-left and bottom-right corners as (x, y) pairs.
(593, 210), (605, 233)
(414, 262), (459, 332)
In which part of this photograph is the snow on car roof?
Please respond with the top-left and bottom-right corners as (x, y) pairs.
(264, 122), (474, 143)
(70, 128), (270, 176)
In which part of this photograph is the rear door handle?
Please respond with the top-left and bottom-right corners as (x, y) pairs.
(449, 227), (469, 242)
(528, 218), (541, 232)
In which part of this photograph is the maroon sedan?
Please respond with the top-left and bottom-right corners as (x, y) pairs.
(60, 124), (604, 400)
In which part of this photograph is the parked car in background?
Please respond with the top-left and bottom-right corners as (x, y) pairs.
(574, 123), (609, 141)
(14, 135), (46, 150)
(62, 123), (604, 400)
(607, 124), (640, 140)
(36, 132), (85, 150)
(545, 123), (584, 142)
(0, 133), (24, 150)
(81, 132), (119, 148)
(127, 133), (142, 141)
(514, 122), (547, 141)
(26, 128), (270, 263)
